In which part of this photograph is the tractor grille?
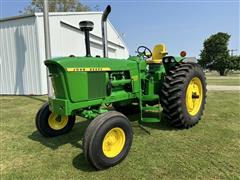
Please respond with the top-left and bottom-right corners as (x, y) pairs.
(88, 72), (106, 99)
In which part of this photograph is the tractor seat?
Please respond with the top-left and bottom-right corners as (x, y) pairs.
(147, 44), (168, 64)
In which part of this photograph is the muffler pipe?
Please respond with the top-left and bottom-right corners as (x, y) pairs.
(101, 5), (111, 58)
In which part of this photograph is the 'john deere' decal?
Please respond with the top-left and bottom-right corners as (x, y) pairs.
(66, 67), (111, 72)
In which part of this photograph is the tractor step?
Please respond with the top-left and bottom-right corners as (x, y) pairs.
(141, 106), (160, 111)
(141, 117), (160, 123)
(139, 94), (161, 123)
(140, 104), (161, 123)
(142, 95), (159, 101)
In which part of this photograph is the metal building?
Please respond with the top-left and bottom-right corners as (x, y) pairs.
(0, 12), (129, 95)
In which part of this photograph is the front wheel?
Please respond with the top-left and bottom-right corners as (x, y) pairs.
(160, 62), (207, 128)
(35, 102), (75, 137)
(83, 111), (133, 170)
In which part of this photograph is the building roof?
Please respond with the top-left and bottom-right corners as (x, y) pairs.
(0, 11), (129, 55)
(0, 11), (102, 22)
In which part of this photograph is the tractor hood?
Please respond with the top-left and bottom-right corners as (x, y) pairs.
(45, 57), (138, 72)
(44, 56), (142, 115)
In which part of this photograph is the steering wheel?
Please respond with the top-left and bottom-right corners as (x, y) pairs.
(137, 46), (152, 59)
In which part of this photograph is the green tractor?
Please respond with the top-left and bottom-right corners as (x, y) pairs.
(36, 6), (206, 170)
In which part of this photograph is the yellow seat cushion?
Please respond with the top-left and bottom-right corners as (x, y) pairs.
(147, 44), (167, 64)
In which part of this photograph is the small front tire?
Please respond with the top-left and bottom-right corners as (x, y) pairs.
(83, 111), (133, 170)
(35, 102), (75, 137)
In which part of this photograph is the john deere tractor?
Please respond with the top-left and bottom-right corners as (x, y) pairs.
(36, 6), (206, 170)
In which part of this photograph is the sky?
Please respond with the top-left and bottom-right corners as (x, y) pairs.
(1, 0), (239, 57)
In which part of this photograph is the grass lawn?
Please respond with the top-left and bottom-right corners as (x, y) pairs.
(1, 92), (240, 179)
(205, 71), (240, 77)
(205, 72), (240, 86)
(206, 79), (240, 86)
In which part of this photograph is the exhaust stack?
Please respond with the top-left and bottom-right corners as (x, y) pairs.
(101, 5), (111, 58)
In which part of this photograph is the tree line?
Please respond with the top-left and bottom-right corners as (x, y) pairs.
(20, 0), (91, 14)
(199, 32), (239, 76)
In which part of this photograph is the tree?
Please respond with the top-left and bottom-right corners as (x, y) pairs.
(228, 55), (240, 71)
(199, 32), (231, 76)
(20, 0), (91, 14)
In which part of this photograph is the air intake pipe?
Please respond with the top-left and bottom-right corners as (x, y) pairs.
(79, 21), (94, 57)
(101, 5), (111, 58)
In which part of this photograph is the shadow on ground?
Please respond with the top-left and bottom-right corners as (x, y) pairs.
(72, 153), (95, 172)
(23, 95), (47, 103)
(127, 112), (176, 132)
(28, 120), (95, 171)
(28, 120), (90, 150)
(25, 96), (47, 103)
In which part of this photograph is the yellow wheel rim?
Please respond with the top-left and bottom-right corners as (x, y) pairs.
(102, 127), (126, 158)
(48, 113), (68, 130)
(186, 77), (203, 116)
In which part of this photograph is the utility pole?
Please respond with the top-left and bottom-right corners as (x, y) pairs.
(43, 0), (53, 97)
(230, 49), (238, 56)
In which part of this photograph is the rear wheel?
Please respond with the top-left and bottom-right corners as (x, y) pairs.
(83, 111), (133, 170)
(35, 102), (75, 137)
(160, 62), (206, 128)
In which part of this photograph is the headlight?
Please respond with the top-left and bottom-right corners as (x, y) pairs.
(164, 58), (169, 63)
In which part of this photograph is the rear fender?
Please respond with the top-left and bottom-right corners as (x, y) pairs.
(162, 56), (197, 73)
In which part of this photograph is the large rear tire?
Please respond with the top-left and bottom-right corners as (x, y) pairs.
(35, 102), (75, 137)
(83, 111), (133, 170)
(160, 62), (206, 128)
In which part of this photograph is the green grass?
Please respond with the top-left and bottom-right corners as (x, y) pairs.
(205, 72), (240, 85)
(206, 79), (240, 86)
(1, 92), (240, 179)
(205, 71), (240, 77)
